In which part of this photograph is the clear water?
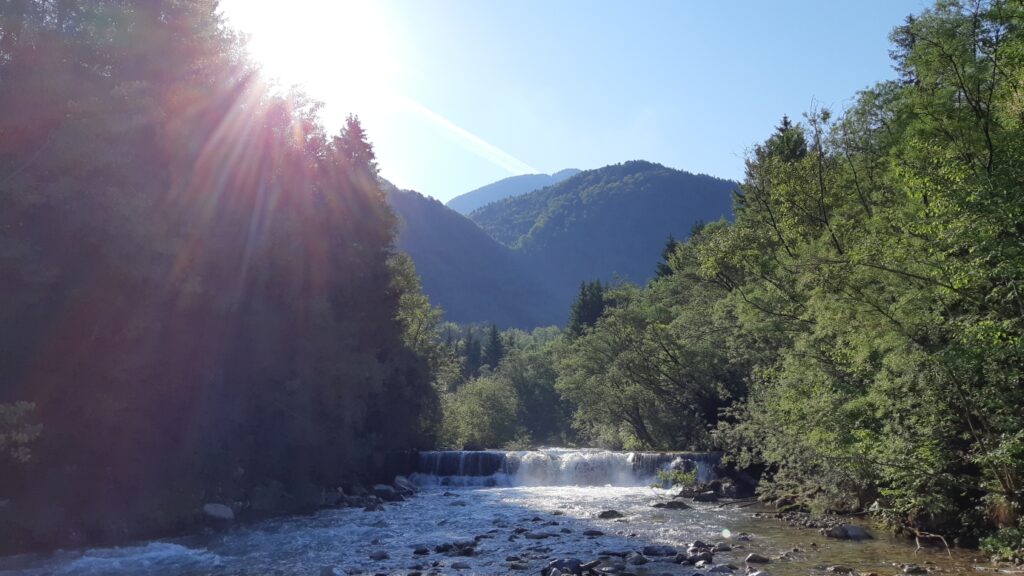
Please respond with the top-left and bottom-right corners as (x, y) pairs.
(0, 485), (988, 576)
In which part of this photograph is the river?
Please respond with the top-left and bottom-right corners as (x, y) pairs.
(0, 449), (991, 576)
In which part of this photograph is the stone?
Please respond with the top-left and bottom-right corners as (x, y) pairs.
(598, 510), (624, 519)
(745, 553), (770, 564)
(902, 565), (927, 574)
(546, 558), (584, 575)
(642, 545), (678, 557)
(827, 566), (855, 574)
(693, 491), (719, 502)
(372, 484), (403, 502)
(822, 524), (872, 541)
(413, 547), (430, 555)
(625, 552), (648, 565)
(368, 550), (389, 561)
(509, 562), (529, 570)
(713, 543), (731, 552)
(707, 565), (733, 574)
(505, 555), (521, 561)
(451, 561), (471, 570)
(201, 503), (234, 521)
(393, 475), (418, 495)
(320, 567), (346, 576)
(584, 530), (605, 537)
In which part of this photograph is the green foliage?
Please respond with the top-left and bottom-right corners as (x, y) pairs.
(654, 468), (697, 488)
(441, 375), (520, 450)
(567, 281), (607, 338)
(0, 0), (436, 551)
(981, 521), (1024, 563)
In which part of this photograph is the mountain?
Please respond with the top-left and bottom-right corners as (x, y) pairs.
(445, 169), (581, 215)
(384, 184), (561, 328)
(385, 162), (735, 328)
(469, 161), (735, 318)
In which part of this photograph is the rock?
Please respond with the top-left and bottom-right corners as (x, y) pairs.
(822, 523), (872, 541)
(584, 529), (605, 537)
(827, 566), (855, 574)
(902, 565), (927, 574)
(642, 545), (678, 557)
(713, 543), (731, 552)
(506, 555), (521, 562)
(362, 502), (383, 512)
(525, 531), (556, 539)
(320, 567), (346, 576)
(745, 553), (770, 564)
(394, 475), (418, 495)
(598, 510), (624, 519)
(509, 562), (529, 570)
(449, 500), (468, 507)
(451, 561), (471, 570)
(625, 552), (648, 565)
(201, 503), (234, 521)
(652, 500), (691, 510)
(690, 551), (714, 563)
(368, 550), (389, 561)
(413, 546), (430, 555)
(372, 484), (403, 502)
(707, 565), (733, 574)
(749, 571), (771, 576)
(546, 558), (584, 575)
(693, 491), (719, 503)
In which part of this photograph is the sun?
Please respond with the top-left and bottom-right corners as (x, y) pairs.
(218, 0), (400, 122)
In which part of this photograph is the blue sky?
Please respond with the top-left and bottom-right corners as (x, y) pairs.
(220, 0), (930, 202)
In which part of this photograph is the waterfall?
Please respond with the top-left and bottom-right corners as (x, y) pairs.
(411, 448), (720, 487)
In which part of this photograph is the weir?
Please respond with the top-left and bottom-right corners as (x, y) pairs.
(412, 448), (720, 487)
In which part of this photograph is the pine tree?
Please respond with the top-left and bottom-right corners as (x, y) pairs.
(655, 234), (681, 278)
(567, 281), (606, 338)
(482, 323), (505, 369)
(462, 329), (482, 378)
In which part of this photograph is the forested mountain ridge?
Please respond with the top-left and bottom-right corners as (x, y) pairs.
(445, 168), (580, 215)
(384, 183), (562, 327)
(469, 161), (736, 320)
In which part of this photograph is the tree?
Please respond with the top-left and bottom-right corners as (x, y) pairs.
(566, 281), (606, 338)
(482, 323), (505, 370)
(654, 234), (681, 278)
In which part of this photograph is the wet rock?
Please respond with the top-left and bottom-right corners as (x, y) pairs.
(449, 500), (468, 507)
(362, 502), (384, 512)
(371, 484), (402, 502)
(713, 542), (731, 552)
(525, 531), (556, 539)
(510, 562), (529, 570)
(545, 558), (584, 575)
(652, 500), (692, 510)
(320, 567), (346, 576)
(368, 550), (389, 561)
(506, 555), (521, 561)
(902, 565), (927, 574)
(707, 565), (733, 574)
(201, 503), (234, 522)
(826, 566), (855, 574)
(693, 491), (719, 503)
(745, 553), (770, 564)
(599, 550), (630, 557)
(451, 561), (471, 570)
(393, 475), (418, 495)
(584, 530), (605, 537)
(625, 552), (648, 565)
(642, 545), (678, 557)
(690, 551), (714, 563)
(435, 543), (454, 553)
(748, 571), (771, 576)
(822, 524), (872, 541)
(413, 547), (430, 555)
(598, 510), (624, 519)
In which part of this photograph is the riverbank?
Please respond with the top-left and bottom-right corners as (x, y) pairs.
(0, 483), (995, 576)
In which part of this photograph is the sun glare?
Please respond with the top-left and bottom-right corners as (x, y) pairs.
(219, 0), (399, 122)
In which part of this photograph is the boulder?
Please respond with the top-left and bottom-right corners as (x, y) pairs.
(372, 484), (403, 502)
(201, 503), (234, 522)
(822, 523), (872, 541)
(584, 530), (605, 537)
(745, 553), (770, 564)
(368, 550), (389, 561)
(545, 558), (584, 575)
(827, 566), (855, 574)
(707, 565), (734, 574)
(451, 561), (471, 570)
(393, 475), (418, 495)
(597, 510), (624, 519)
(902, 565), (927, 574)
(693, 491), (719, 503)
(625, 552), (648, 565)
(642, 545), (678, 557)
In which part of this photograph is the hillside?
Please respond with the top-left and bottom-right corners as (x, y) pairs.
(469, 161), (736, 316)
(445, 169), (580, 215)
(384, 185), (561, 328)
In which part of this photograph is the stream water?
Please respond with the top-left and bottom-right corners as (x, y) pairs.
(0, 449), (992, 576)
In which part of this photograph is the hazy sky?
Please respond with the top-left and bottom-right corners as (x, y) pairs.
(219, 0), (929, 202)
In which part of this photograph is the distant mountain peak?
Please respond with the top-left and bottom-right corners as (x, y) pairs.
(445, 169), (581, 215)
